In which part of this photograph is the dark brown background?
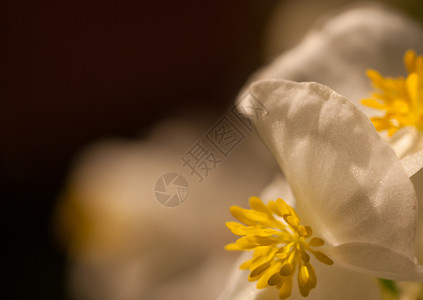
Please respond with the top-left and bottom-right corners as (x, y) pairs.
(1, 1), (277, 299)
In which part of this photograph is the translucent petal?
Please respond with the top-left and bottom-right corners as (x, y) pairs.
(389, 127), (423, 158)
(325, 242), (423, 281)
(401, 148), (423, 177)
(408, 167), (423, 264)
(246, 79), (419, 279)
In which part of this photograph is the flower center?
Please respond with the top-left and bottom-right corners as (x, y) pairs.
(225, 197), (333, 299)
(361, 50), (423, 136)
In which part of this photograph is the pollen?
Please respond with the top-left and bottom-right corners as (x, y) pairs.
(361, 50), (423, 136)
(225, 197), (333, 299)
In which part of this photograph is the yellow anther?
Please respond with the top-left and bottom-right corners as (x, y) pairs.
(249, 196), (270, 214)
(303, 226), (312, 238)
(280, 262), (294, 276)
(298, 263), (317, 297)
(362, 49), (423, 135)
(309, 237), (324, 247)
(276, 243), (293, 259)
(249, 262), (270, 281)
(298, 264), (310, 286)
(279, 277), (293, 299)
(285, 215), (300, 229)
(277, 198), (292, 216)
(257, 261), (282, 289)
(301, 251), (310, 263)
(405, 49), (417, 73)
(225, 197), (333, 299)
(298, 225), (308, 236)
(224, 243), (238, 251)
(311, 250), (334, 265)
(268, 272), (282, 286)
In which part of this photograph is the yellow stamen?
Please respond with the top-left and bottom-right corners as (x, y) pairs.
(225, 197), (333, 299)
(361, 50), (423, 136)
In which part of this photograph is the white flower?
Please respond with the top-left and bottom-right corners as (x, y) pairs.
(221, 79), (423, 299)
(56, 118), (277, 300)
(240, 3), (423, 158)
(220, 4), (423, 299)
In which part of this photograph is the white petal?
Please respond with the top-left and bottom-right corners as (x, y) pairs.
(218, 253), (382, 300)
(408, 167), (423, 264)
(259, 172), (296, 207)
(401, 148), (423, 177)
(246, 79), (419, 278)
(401, 150), (423, 264)
(239, 4), (423, 110)
(240, 4), (423, 157)
(389, 127), (423, 158)
(61, 118), (278, 299)
(326, 242), (423, 281)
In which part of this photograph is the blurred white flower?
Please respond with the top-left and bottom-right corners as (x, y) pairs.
(56, 117), (278, 300)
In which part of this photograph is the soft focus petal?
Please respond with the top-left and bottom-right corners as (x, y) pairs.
(58, 118), (277, 300)
(218, 252), (382, 300)
(240, 4), (423, 111)
(239, 4), (423, 157)
(244, 79), (420, 279)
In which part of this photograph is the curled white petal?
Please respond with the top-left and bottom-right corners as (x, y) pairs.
(245, 79), (420, 279)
